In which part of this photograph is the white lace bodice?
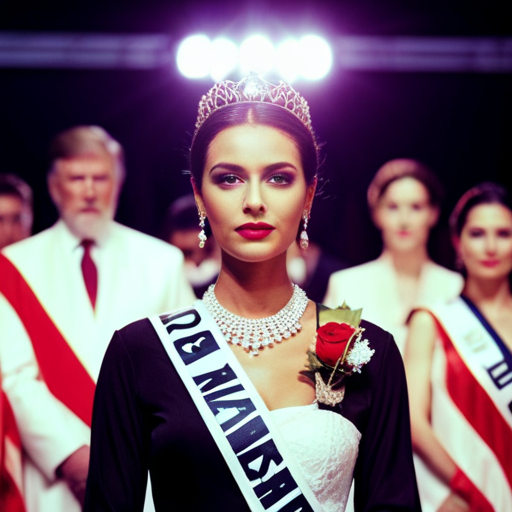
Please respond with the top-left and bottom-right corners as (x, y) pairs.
(270, 404), (361, 512)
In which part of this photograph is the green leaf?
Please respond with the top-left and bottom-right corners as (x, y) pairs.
(318, 302), (362, 328)
(305, 349), (323, 370)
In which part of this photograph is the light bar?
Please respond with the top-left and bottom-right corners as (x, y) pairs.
(1, 32), (511, 74)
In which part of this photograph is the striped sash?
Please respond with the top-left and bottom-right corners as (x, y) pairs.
(430, 298), (512, 511)
(0, 253), (95, 427)
(150, 301), (322, 512)
(0, 390), (26, 512)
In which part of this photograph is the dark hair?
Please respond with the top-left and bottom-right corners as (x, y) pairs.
(450, 182), (512, 237)
(189, 102), (319, 192)
(367, 158), (444, 211)
(48, 125), (125, 177)
(160, 194), (200, 241)
(0, 173), (33, 208)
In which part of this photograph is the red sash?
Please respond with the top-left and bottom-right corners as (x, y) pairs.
(0, 391), (26, 512)
(0, 253), (95, 428)
(432, 316), (512, 489)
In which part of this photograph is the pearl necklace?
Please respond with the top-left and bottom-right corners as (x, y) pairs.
(202, 284), (309, 356)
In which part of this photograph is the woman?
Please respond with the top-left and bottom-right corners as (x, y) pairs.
(324, 159), (463, 353)
(404, 182), (512, 512)
(84, 75), (420, 511)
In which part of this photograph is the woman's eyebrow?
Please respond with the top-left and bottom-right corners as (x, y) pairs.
(265, 162), (299, 172)
(209, 163), (244, 174)
(209, 162), (299, 174)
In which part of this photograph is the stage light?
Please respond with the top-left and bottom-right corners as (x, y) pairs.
(210, 38), (238, 82)
(177, 34), (211, 78)
(275, 39), (301, 83)
(239, 35), (275, 76)
(176, 33), (333, 81)
(298, 35), (332, 80)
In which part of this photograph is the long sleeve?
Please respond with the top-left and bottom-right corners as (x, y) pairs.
(339, 321), (421, 512)
(84, 330), (148, 512)
(84, 318), (255, 512)
(0, 293), (90, 480)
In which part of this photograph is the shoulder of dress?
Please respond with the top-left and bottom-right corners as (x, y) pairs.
(114, 316), (161, 350)
(354, 319), (402, 372)
(360, 318), (393, 341)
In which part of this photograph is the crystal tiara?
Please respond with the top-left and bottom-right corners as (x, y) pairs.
(193, 73), (316, 144)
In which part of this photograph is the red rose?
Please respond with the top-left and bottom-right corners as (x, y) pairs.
(316, 322), (356, 367)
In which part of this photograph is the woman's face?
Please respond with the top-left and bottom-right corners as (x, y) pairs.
(457, 203), (512, 281)
(194, 123), (315, 264)
(373, 177), (438, 253)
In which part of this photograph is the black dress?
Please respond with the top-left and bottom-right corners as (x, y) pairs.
(84, 312), (421, 512)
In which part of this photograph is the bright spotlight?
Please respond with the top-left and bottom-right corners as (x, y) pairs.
(275, 39), (301, 83)
(210, 38), (238, 82)
(298, 35), (332, 80)
(176, 34), (211, 79)
(239, 35), (275, 76)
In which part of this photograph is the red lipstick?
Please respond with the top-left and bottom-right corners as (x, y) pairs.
(481, 260), (500, 267)
(236, 222), (275, 240)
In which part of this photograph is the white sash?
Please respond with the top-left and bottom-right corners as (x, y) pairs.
(433, 298), (512, 428)
(149, 301), (323, 512)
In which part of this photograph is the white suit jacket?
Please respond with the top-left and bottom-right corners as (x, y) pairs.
(324, 254), (463, 353)
(0, 220), (195, 512)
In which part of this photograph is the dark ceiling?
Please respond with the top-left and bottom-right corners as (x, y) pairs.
(1, 0), (511, 36)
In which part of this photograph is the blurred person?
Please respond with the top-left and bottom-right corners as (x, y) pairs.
(0, 173), (33, 250)
(0, 125), (194, 512)
(161, 193), (220, 297)
(324, 158), (463, 352)
(405, 182), (512, 512)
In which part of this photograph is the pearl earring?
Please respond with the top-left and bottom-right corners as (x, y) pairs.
(300, 211), (309, 250)
(198, 212), (207, 249)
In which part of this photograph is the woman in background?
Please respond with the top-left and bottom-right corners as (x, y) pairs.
(405, 182), (512, 511)
(324, 159), (463, 352)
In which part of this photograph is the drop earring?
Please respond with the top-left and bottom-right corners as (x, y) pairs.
(198, 211), (207, 249)
(300, 211), (309, 250)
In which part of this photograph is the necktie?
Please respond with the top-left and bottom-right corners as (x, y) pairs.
(81, 240), (97, 309)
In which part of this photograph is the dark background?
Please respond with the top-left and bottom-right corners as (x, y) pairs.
(1, 0), (511, 266)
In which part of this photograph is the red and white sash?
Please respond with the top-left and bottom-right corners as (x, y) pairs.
(0, 253), (95, 428)
(0, 390), (26, 512)
(429, 298), (512, 512)
(150, 302), (323, 512)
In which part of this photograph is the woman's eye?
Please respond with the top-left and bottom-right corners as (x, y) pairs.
(268, 174), (291, 185)
(497, 228), (512, 238)
(468, 229), (484, 237)
(218, 174), (241, 185)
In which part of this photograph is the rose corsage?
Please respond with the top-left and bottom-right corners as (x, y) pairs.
(302, 303), (375, 406)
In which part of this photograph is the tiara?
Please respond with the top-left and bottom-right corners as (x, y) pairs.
(193, 73), (316, 143)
